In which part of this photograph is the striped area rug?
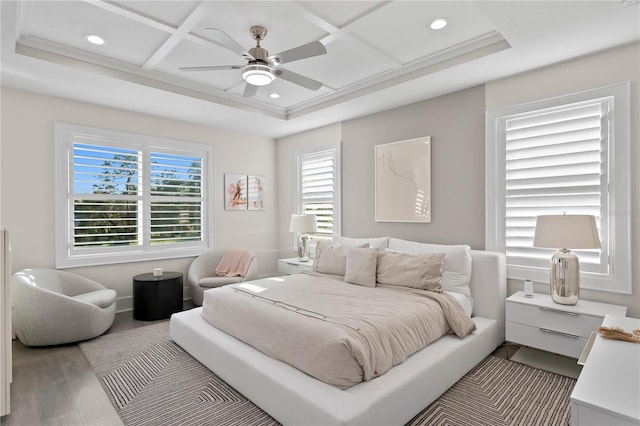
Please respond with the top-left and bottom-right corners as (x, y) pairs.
(80, 322), (575, 426)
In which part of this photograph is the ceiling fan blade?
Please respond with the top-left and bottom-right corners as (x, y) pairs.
(179, 65), (243, 71)
(243, 84), (258, 98)
(276, 69), (323, 91)
(205, 28), (254, 60)
(270, 41), (326, 64)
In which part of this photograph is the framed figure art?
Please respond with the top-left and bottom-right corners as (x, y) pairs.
(224, 173), (247, 210)
(247, 175), (266, 210)
(375, 136), (431, 223)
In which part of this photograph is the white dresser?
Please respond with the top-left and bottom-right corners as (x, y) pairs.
(570, 315), (640, 425)
(506, 292), (627, 358)
(277, 257), (314, 275)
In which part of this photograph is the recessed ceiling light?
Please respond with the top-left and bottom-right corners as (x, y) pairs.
(84, 34), (106, 45)
(430, 18), (448, 30)
(269, 93), (280, 99)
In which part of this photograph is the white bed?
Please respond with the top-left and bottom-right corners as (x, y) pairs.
(170, 248), (506, 426)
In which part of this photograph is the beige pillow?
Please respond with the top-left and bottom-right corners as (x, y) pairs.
(313, 241), (369, 276)
(387, 238), (472, 296)
(376, 251), (445, 292)
(344, 247), (379, 287)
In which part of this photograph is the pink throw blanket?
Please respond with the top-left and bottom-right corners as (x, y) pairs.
(215, 248), (254, 277)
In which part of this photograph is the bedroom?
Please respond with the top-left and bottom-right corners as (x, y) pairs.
(1, 1), (639, 425)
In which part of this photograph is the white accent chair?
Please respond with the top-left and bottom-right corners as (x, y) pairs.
(188, 250), (258, 306)
(12, 268), (117, 346)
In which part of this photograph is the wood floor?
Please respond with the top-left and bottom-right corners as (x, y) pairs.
(2, 302), (194, 426)
(2, 304), (513, 426)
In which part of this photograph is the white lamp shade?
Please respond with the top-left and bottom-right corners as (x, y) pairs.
(289, 214), (317, 233)
(533, 214), (601, 249)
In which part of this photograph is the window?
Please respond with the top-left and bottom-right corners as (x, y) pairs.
(486, 83), (630, 293)
(55, 123), (213, 267)
(295, 147), (340, 243)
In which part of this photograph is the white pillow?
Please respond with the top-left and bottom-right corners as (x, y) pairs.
(387, 238), (472, 296)
(333, 235), (390, 250)
(344, 247), (379, 287)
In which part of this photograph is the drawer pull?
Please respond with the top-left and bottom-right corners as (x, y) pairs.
(539, 307), (579, 316)
(539, 328), (580, 339)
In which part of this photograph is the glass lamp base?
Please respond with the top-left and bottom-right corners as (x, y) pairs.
(549, 249), (580, 305)
(297, 234), (309, 262)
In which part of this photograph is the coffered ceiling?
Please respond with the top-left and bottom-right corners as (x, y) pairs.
(1, 1), (639, 138)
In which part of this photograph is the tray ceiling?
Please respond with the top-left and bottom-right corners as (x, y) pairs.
(2, 1), (639, 138)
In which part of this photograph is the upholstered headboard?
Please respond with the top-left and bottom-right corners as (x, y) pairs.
(469, 249), (507, 343)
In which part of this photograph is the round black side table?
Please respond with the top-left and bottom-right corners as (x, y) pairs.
(133, 271), (183, 321)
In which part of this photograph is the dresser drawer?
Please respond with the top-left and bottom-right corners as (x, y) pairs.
(506, 302), (603, 338)
(506, 321), (588, 358)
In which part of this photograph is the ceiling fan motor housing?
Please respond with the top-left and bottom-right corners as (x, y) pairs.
(249, 46), (269, 63)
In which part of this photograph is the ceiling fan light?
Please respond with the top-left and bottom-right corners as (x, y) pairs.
(242, 64), (275, 86)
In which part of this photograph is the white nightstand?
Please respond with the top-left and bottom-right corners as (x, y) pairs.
(570, 315), (640, 425)
(277, 258), (314, 275)
(506, 291), (627, 358)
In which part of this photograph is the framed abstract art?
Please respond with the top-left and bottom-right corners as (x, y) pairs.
(375, 136), (431, 223)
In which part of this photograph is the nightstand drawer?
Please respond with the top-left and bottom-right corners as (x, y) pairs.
(506, 302), (603, 338)
(506, 321), (588, 358)
(277, 259), (314, 275)
(278, 261), (303, 275)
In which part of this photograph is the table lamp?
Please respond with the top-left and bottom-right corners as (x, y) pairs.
(533, 214), (601, 305)
(289, 214), (317, 261)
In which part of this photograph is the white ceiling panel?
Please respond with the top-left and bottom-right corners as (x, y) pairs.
(348, 1), (497, 65)
(110, 0), (201, 28)
(297, 1), (387, 28)
(285, 37), (393, 90)
(24, 1), (170, 66)
(156, 38), (244, 90)
(193, 1), (328, 55)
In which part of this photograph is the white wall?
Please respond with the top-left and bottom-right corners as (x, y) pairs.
(341, 85), (486, 248)
(485, 42), (640, 317)
(0, 88), (277, 311)
(275, 43), (638, 316)
(275, 123), (341, 259)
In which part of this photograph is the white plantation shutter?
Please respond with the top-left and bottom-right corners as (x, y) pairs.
(298, 148), (339, 240)
(503, 101), (608, 274)
(72, 144), (141, 249)
(149, 152), (203, 244)
(56, 123), (212, 267)
(486, 83), (631, 293)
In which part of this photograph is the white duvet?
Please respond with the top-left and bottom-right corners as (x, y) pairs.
(201, 273), (475, 389)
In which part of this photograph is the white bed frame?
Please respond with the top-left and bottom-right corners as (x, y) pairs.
(170, 250), (506, 426)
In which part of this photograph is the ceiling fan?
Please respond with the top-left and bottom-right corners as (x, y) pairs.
(180, 26), (327, 98)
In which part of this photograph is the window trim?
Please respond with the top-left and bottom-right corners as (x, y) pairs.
(486, 82), (631, 294)
(55, 122), (214, 268)
(293, 145), (341, 249)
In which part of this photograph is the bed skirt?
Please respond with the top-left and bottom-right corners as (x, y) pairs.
(170, 307), (499, 426)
